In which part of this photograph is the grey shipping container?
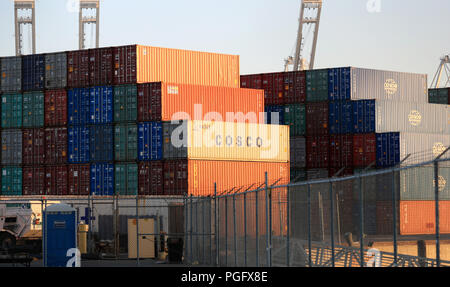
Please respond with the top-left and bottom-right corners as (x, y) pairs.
(162, 122), (187, 159)
(400, 165), (450, 200)
(399, 133), (450, 165)
(1, 56), (22, 92)
(45, 52), (67, 89)
(307, 169), (329, 180)
(290, 136), (306, 168)
(1, 130), (22, 165)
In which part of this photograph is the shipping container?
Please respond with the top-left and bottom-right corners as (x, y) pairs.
(290, 136), (306, 168)
(376, 132), (400, 168)
(90, 125), (114, 162)
(329, 135), (353, 168)
(376, 201), (394, 235)
(352, 100), (375, 134)
(265, 105), (285, 125)
(400, 201), (450, 235)
(352, 202), (377, 235)
(114, 163), (138, 196)
(354, 168), (377, 202)
(68, 126), (90, 163)
(2, 129), (22, 165)
(329, 101), (353, 134)
(375, 170), (400, 201)
(306, 168), (329, 180)
(353, 134), (376, 167)
(284, 104), (306, 136)
(240, 74), (262, 90)
(306, 102), (329, 136)
(90, 163), (114, 196)
(162, 120), (289, 162)
(67, 50), (90, 88)
(68, 164), (90, 196)
(137, 82), (264, 123)
(90, 86), (113, 124)
(22, 166), (45, 196)
(45, 52), (67, 89)
(89, 47), (114, 86)
(139, 161), (164, 195)
(261, 73), (275, 105)
(45, 89), (68, 127)
(113, 45), (240, 87)
(290, 168), (307, 182)
(398, 133), (450, 165)
(22, 128), (45, 165)
(1, 167), (22, 196)
(306, 69), (329, 102)
(22, 54), (45, 91)
(45, 166), (68, 196)
(45, 127), (68, 165)
(272, 72), (286, 105)
(306, 136), (329, 168)
(1, 93), (22, 128)
(428, 88), (449, 105)
(328, 167), (354, 178)
(163, 160), (290, 196)
(399, 166), (450, 200)
(68, 88), (91, 125)
(114, 124), (137, 162)
(114, 85), (137, 122)
(23, 92), (44, 128)
(138, 122), (163, 161)
(1, 56), (22, 92)
(328, 68), (351, 101)
(285, 71), (306, 104)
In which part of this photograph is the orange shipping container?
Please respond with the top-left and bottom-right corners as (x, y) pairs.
(114, 45), (240, 88)
(400, 201), (450, 235)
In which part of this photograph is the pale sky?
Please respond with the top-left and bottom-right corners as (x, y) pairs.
(0, 0), (449, 85)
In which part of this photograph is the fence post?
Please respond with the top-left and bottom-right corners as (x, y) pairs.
(265, 172), (270, 267)
(225, 195), (228, 266)
(286, 185), (290, 267)
(392, 169), (398, 266)
(233, 193), (237, 267)
(307, 184), (312, 267)
(256, 185), (259, 267)
(184, 194), (188, 264)
(136, 194), (140, 266)
(244, 192), (247, 267)
(209, 195), (212, 265)
(434, 160), (440, 267)
(202, 197), (205, 264)
(359, 175), (364, 267)
(216, 185), (220, 267)
(330, 180), (335, 267)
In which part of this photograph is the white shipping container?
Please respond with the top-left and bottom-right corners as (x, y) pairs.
(399, 132), (450, 165)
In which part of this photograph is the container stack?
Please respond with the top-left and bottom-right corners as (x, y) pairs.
(428, 87), (450, 105)
(242, 67), (450, 236)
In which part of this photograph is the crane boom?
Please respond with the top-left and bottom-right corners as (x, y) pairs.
(430, 55), (450, 88)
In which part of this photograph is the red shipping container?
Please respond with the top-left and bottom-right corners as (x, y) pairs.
(138, 162), (164, 195)
(240, 74), (262, 90)
(45, 89), (67, 127)
(273, 72), (285, 105)
(22, 166), (45, 196)
(306, 102), (329, 136)
(163, 160), (188, 196)
(45, 166), (68, 196)
(306, 136), (330, 168)
(353, 134), (376, 167)
(285, 71), (306, 104)
(22, 129), (45, 165)
(261, 73), (275, 105)
(89, 47), (114, 86)
(400, 201), (450, 235)
(68, 164), (90, 196)
(67, 50), (90, 88)
(45, 128), (68, 165)
(329, 135), (353, 168)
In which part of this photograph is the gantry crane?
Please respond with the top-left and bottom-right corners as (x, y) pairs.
(430, 55), (450, 88)
(284, 0), (323, 72)
(14, 0), (36, 56)
(79, 0), (100, 50)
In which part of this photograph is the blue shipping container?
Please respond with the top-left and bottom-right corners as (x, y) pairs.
(138, 122), (163, 161)
(68, 126), (90, 163)
(376, 132), (400, 168)
(265, 105), (285, 125)
(90, 125), (114, 162)
(329, 101), (353, 134)
(22, 54), (45, 91)
(68, 88), (91, 125)
(90, 86), (113, 124)
(328, 67), (351, 101)
(352, 100), (375, 134)
(90, 163), (114, 196)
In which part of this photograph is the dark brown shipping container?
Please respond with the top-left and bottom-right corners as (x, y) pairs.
(45, 128), (68, 165)
(306, 102), (329, 136)
(89, 47), (114, 86)
(137, 83), (162, 122)
(285, 71), (306, 104)
(163, 160), (188, 196)
(45, 165), (68, 195)
(240, 74), (262, 90)
(353, 134), (376, 167)
(45, 90), (67, 127)
(376, 201), (394, 235)
(67, 50), (90, 88)
(306, 136), (330, 168)
(22, 166), (45, 196)
(68, 164), (90, 196)
(273, 72), (285, 105)
(22, 129), (45, 165)
(138, 162), (164, 195)
(329, 135), (353, 168)
(261, 73), (275, 105)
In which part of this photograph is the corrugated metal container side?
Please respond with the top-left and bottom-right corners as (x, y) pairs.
(329, 135), (353, 168)
(306, 102), (329, 136)
(89, 47), (114, 86)
(115, 163), (138, 196)
(1, 167), (22, 196)
(68, 126), (90, 163)
(45, 166), (68, 195)
(113, 45), (240, 88)
(352, 100), (375, 134)
(399, 133), (450, 165)
(329, 167), (354, 178)
(2, 129), (22, 165)
(353, 134), (376, 167)
(90, 125), (114, 162)
(45, 52), (67, 89)
(352, 202), (377, 235)
(376, 201), (394, 235)
(240, 74), (262, 90)
(290, 168), (307, 182)
(285, 71), (306, 104)
(114, 124), (137, 162)
(290, 136), (306, 168)
(2, 93), (22, 128)
(68, 88), (91, 125)
(306, 135), (330, 168)
(306, 168), (329, 180)
(22, 128), (45, 165)
(349, 67), (428, 103)
(22, 166), (45, 196)
(306, 69), (329, 102)
(329, 101), (353, 134)
(400, 201), (450, 235)
(45, 90), (67, 127)
(376, 132), (400, 168)
(328, 67), (351, 101)
(68, 164), (90, 196)
(375, 170), (400, 201)
(45, 127), (68, 165)
(428, 88), (449, 105)
(139, 161), (164, 195)
(114, 85), (137, 122)
(90, 163), (114, 196)
(138, 122), (163, 161)
(67, 50), (90, 88)
(1, 56), (22, 92)
(284, 104), (306, 136)
(22, 92), (44, 128)
(21, 54), (45, 91)
(265, 105), (285, 125)
(162, 121), (290, 162)
(90, 86), (113, 124)
(353, 168), (377, 202)
(272, 72), (286, 105)
(400, 166), (450, 200)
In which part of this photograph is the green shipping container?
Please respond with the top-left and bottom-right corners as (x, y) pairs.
(114, 123), (138, 161)
(1, 167), (22, 196)
(114, 85), (138, 122)
(1, 93), (22, 128)
(306, 69), (329, 102)
(428, 89), (448, 105)
(290, 168), (307, 183)
(284, 104), (306, 136)
(115, 163), (138, 196)
(23, 92), (44, 127)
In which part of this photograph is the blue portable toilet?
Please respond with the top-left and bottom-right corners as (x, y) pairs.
(43, 204), (78, 267)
